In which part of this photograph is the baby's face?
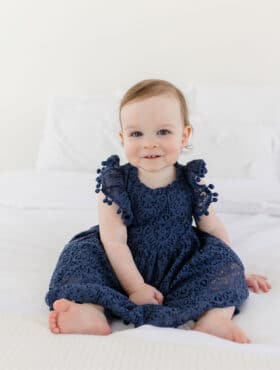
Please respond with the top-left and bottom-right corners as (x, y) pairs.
(119, 94), (191, 171)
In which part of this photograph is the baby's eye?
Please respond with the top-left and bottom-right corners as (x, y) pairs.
(130, 131), (142, 137)
(158, 129), (170, 135)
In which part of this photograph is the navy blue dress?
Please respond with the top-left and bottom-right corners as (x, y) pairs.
(45, 154), (249, 328)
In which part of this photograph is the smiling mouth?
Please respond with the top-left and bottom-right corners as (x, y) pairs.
(144, 155), (161, 159)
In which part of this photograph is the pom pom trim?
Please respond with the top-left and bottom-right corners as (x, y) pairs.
(185, 159), (219, 222)
(94, 155), (133, 226)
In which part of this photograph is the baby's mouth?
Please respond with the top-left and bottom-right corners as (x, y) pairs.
(144, 155), (161, 159)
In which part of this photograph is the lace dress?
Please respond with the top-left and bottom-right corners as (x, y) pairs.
(45, 154), (249, 328)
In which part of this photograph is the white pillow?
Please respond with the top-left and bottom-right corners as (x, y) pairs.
(270, 125), (280, 180)
(180, 115), (278, 181)
(213, 178), (280, 216)
(36, 87), (195, 172)
(36, 94), (125, 172)
(0, 170), (97, 209)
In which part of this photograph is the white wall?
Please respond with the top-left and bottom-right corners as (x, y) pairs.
(1, 0), (280, 173)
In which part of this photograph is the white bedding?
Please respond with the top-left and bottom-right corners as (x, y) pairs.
(0, 171), (280, 370)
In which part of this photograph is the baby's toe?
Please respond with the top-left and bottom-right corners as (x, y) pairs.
(49, 310), (60, 334)
(237, 335), (250, 344)
(233, 327), (250, 344)
(53, 298), (71, 312)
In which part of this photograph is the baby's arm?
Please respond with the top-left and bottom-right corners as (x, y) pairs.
(97, 191), (144, 295)
(195, 202), (231, 246)
(194, 179), (271, 293)
(194, 177), (230, 245)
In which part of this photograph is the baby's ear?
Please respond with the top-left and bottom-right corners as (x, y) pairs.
(119, 130), (124, 144)
(184, 126), (192, 139)
(181, 127), (192, 150)
(181, 126), (192, 145)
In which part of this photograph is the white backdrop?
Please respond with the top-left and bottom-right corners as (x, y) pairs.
(1, 0), (280, 173)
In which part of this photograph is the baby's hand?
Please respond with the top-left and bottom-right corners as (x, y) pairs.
(245, 273), (272, 293)
(129, 283), (164, 305)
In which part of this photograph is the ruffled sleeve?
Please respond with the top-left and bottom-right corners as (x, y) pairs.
(183, 159), (219, 222)
(95, 154), (133, 226)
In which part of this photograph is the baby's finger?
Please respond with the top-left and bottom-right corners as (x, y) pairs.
(258, 275), (268, 280)
(258, 281), (268, 292)
(260, 277), (272, 289)
(249, 280), (259, 293)
(155, 290), (164, 304)
(258, 278), (271, 292)
(258, 279), (272, 292)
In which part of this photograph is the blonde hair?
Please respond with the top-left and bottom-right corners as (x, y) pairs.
(119, 79), (192, 131)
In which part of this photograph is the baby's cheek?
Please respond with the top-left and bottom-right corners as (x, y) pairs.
(124, 142), (137, 154)
(167, 144), (180, 157)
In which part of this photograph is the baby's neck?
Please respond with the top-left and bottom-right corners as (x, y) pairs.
(137, 164), (176, 189)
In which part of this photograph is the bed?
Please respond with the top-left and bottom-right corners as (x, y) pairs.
(1, 86), (280, 370)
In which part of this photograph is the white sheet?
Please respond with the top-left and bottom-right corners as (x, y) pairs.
(0, 171), (280, 370)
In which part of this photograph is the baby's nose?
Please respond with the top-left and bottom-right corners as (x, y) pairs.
(144, 141), (159, 148)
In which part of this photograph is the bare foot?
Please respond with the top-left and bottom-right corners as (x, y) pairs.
(192, 307), (250, 344)
(48, 298), (112, 335)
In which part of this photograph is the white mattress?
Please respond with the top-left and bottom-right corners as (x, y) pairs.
(0, 170), (280, 370)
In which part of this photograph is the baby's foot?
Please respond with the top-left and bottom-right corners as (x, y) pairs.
(193, 308), (250, 344)
(49, 298), (112, 335)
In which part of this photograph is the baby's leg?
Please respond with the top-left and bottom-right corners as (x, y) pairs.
(46, 228), (122, 335)
(49, 298), (112, 335)
(193, 306), (250, 343)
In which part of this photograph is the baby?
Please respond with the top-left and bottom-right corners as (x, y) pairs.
(47, 79), (271, 343)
